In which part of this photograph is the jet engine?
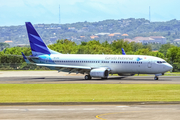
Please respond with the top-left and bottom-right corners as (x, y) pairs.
(90, 68), (109, 78)
(118, 73), (135, 76)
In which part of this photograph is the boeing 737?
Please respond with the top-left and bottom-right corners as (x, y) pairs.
(22, 22), (173, 80)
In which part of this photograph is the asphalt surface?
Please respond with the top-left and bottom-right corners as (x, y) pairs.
(0, 76), (180, 84)
(0, 71), (179, 84)
(0, 105), (180, 120)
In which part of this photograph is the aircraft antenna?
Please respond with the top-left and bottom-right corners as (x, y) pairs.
(149, 6), (151, 22)
(59, 5), (61, 24)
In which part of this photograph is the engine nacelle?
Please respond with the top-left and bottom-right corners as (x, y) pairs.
(90, 68), (109, 78)
(118, 73), (135, 76)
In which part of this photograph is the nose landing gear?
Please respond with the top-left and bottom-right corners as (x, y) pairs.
(154, 73), (164, 80)
(154, 76), (159, 80)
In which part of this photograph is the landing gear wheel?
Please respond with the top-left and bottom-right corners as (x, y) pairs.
(154, 76), (159, 80)
(85, 75), (91, 80)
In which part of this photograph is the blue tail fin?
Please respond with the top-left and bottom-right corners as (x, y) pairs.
(121, 48), (126, 55)
(25, 22), (51, 56)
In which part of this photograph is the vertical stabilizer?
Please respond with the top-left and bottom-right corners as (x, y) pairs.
(25, 22), (51, 56)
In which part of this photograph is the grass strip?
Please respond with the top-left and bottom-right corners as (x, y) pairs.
(0, 84), (180, 102)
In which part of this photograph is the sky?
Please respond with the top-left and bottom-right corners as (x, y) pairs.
(0, 0), (180, 26)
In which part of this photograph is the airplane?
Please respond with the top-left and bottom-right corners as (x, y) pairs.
(22, 22), (173, 80)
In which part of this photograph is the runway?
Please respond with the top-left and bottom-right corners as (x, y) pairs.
(0, 76), (180, 84)
(0, 105), (180, 120)
(0, 71), (179, 84)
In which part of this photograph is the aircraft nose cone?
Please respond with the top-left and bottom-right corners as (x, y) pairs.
(166, 64), (173, 71)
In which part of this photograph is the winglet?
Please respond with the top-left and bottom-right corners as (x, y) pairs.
(21, 52), (30, 64)
(121, 48), (126, 55)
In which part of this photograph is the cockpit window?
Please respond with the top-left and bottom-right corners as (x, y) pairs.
(157, 61), (166, 64)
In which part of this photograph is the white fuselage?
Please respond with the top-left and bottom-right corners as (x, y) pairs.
(35, 54), (172, 75)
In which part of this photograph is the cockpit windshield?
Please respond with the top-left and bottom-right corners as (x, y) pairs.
(157, 61), (166, 63)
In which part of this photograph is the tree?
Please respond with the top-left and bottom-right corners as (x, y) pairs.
(0, 43), (10, 51)
(111, 40), (133, 54)
(159, 43), (174, 56)
(48, 39), (78, 54)
(150, 52), (164, 59)
(129, 42), (143, 52)
(134, 48), (151, 55)
(77, 40), (113, 54)
(166, 46), (180, 63)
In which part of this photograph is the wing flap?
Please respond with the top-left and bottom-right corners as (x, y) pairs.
(36, 63), (91, 70)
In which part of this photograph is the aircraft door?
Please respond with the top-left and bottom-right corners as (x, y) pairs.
(147, 60), (152, 68)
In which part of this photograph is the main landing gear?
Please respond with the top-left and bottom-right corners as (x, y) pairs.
(85, 75), (92, 80)
(154, 76), (159, 80)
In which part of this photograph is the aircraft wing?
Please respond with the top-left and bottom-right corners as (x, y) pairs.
(36, 63), (92, 74)
(35, 63), (110, 74)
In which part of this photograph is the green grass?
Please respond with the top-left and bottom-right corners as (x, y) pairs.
(0, 84), (180, 103)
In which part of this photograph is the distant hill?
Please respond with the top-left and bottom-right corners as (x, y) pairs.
(1, 18), (180, 46)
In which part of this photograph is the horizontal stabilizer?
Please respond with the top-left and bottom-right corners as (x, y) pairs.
(4, 54), (39, 58)
(21, 52), (31, 64)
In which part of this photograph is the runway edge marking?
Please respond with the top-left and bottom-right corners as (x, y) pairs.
(0, 102), (180, 106)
